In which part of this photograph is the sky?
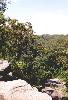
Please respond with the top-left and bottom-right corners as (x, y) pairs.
(4, 0), (68, 35)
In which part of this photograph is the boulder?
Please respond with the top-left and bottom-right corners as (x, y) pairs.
(0, 79), (52, 100)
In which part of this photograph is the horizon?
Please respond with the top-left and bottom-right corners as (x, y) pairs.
(4, 0), (68, 35)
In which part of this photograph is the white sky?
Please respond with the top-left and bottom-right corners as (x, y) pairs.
(5, 0), (68, 35)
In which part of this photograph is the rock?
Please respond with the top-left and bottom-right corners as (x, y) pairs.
(47, 78), (61, 84)
(51, 90), (63, 100)
(8, 72), (12, 76)
(42, 87), (55, 95)
(0, 79), (52, 100)
(33, 87), (38, 91)
(42, 87), (63, 100)
(0, 60), (12, 81)
(0, 60), (10, 71)
(0, 95), (4, 100)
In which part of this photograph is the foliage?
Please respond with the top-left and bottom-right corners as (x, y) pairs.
(0, 16), (47, 85)
(0, 0), (7, 12)
(0, 12), (68, 86)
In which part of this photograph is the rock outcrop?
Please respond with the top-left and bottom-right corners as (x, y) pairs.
(0, 79), (52, 100)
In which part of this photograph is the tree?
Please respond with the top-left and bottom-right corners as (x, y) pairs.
(0, 0), (7, 12)
(0, 17), (47, 85)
